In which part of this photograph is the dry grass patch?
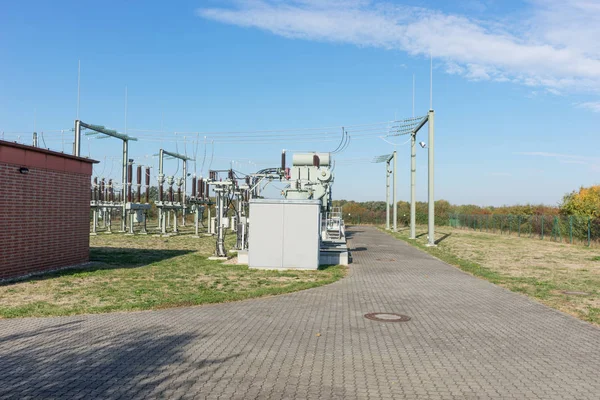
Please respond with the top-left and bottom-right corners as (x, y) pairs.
(385, 226), (600, 325)
(0, 233), (346, 318)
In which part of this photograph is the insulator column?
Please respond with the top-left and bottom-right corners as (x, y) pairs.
(281, 150), (286, 170)
(127, 163), (133, 203)
(100, 178), (106, 202)
(93, 177), (98, 201)
(108, 179), (114, 201)
(191, 176), (197, 198)
(136, 165), (142, 203)
(145, 167), (150, 203)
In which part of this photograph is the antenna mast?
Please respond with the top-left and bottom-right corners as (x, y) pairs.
(77, 60), (81, 119)
(430, 52), (433, 110)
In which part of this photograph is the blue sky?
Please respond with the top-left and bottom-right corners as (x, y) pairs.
(1, 0), (599, 206)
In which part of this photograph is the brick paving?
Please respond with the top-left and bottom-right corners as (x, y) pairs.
(1, 226), (600, 399)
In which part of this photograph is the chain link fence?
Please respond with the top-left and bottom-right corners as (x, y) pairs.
(341, 206), (599, 247)
(449, 214), (599, 247)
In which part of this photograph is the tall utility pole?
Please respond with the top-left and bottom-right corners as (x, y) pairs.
(386, 162), (391, 230)
(426, 109), (435, 246)
(374, 153), (395, 229)
(410, 133), (416, 239)
(393, 150), (398, 232)
(122, 139), (128, 232)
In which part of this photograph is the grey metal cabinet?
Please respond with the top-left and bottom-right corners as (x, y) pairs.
(248, 199), (321, 270)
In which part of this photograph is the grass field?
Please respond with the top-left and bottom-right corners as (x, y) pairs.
(0, 233), (346, 319)
(385, 226), (600, 326)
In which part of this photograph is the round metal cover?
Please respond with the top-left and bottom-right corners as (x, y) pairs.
(364, 313), (411, 322)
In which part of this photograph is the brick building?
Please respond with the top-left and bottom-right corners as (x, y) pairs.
(0, 140), (96, 280)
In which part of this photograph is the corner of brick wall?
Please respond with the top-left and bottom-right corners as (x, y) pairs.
(0, 162), (91, 280)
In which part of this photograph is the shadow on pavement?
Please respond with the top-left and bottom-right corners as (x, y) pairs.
(0, 324), (240, 398)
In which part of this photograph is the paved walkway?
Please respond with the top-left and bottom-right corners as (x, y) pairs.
(1, 226), (600, 399)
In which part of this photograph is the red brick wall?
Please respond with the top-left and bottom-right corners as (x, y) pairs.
(0, 141), (95, 280)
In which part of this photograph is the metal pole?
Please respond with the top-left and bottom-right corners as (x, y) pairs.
(182, 160), (187, 226)
(426, 110), (435, 246)
(393, 150), (397, 232)
(569, 216), (573, 244)
(410, 133), (416, 239)
(74, 120), (81, 157)
(158, 149), (164, 230)
(588, 217), (591, 247)
(122, 139), (128, 232)
(385, 161), (390, 230)
(32, 132), (38, 147)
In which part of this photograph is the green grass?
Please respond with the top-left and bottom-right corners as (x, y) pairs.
(382, 226), (600, 326)
(0, 234), (346, 318)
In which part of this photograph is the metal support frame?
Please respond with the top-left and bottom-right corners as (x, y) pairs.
(75, 120), (138, 233)
(375, 154), (395, 231)
(410, 133), (416, 239)
(385, 163), (391, 230)
(393, 150), (397, 232)
(402, 111), (435, 245)
(214, 187), (228, 257)
(426, 110), (435, 246)
(122, 140), (128, 232)
(156, 148), (194, 235)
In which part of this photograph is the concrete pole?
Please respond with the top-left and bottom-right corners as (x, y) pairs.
(182, 161), (187, 226)
(207, 203), (212, 234)
(74, 120), (81, 157)
(410, 133), (417, 239)
(427, 110), (436, 246)
(158, 149), (164, 230)
(385, 162), (390, 230)
(393, 150), (397, 232)
(122, 140), (128, 232)
(92, 209), (98, 235)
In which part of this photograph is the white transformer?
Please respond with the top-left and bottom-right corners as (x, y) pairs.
(283, 152), (333, 213)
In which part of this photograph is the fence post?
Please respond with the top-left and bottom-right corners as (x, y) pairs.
(588, 217), (591, 247)
(569, 216), (573, 244)
(518, 216), (521, 237)
(541, 215), (544, 240)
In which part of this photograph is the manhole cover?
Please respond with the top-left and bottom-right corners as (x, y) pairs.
(364, 313), (411, 322)
(562, 291), (590, 296)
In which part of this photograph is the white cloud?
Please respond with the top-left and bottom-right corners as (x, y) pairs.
(515, 152), (600, 169)
(577, 102), (600, 113)
(198, 0), (600, 96)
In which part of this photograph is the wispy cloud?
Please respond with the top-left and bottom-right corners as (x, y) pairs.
(577, 101), (600, 113)
(515, 152), (600, 169)
(198, 0), (600, 98)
